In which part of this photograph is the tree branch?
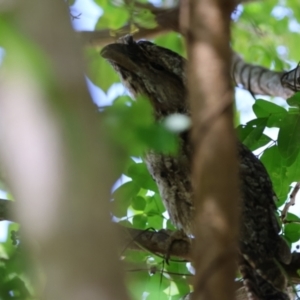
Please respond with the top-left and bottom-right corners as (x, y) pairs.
(281, 182), (300, 221)
(78, 2), (300, 99)
(120, 227), (192, 261)
(0, 198), (299, 288)
(232, 52), (300, 99)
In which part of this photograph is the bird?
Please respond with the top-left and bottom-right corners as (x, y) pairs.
(101, 35), (291, 300)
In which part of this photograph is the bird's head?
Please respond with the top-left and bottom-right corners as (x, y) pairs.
(100, 35), (187, 117)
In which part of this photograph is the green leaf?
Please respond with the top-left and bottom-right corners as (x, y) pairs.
(5, 276), (31, 297)
(95, 3), (129, 30)
(145, 273), (170, 299)
(147, 290), (169, 300)
(123, 249), (148, 263)
(147, 215), (163, 230)
(284, 223), (300, 243)
(286, 151), (300, 182)
(111, 181), (140, 217)
(284, 212), (300, 222)
(175, 278), (191, 298)
(93, 0), (108, 7)
(287, 92), (300, 108)
(104, 95), (179, 156)
(278, 112), (300, 166)
(155, 32), (186, 58)
(2, 223), (20, 257)
(260, 145), (289, 205)
(103, 96), (156, 156)
(166, 261), (190, 277)
(145, 194), (166, 215)
(133, 8), (157, 29)
(252, 99), (287, 127)
(131, 196), (147, 211)
(128, 271), (151, 300)
(84, 47), (119, 92)
(132, 214), (148, 229)
(127, 162), (158, 192)
(137, 124), (178, 154)
(237, 118), (269, 150)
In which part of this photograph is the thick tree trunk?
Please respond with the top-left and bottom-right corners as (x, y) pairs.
(184, 1), (239, 300)
(0, 1), (129, 299)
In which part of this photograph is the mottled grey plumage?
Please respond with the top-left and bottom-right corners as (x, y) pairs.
(101, 36), (291, 300)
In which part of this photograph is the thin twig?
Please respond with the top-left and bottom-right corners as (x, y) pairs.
(281, 182), (300, 221)
(283, 220), (300, 225)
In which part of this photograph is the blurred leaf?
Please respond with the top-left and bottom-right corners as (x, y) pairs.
(123, 249), (148, 263)
(85, 47), (119, 92)
(155, 32), (186, 58)
(127, 162), (158, 192)
(131, 195), (147, 211)
(175, 278), (191, 298)
(95, 3), (129, 30)
(103, 96), (154, 156)
(145, 273), (170, 300)
(128, 271), (151, 300)
(132, 214), (148, 229)
(147, 215), (163, 230)
(138, 124), (178, 154)
(5, 276), (31, 297)
(0, 18), (58, 100)
(2, 223), (19, 257)
(93, 0), (108, 7)
(166, 260), (190, 277)
(145, 194), (166, 216)
(111, 181), (140, 217)
(103, 95), (178, 156)
(133, 8), (157, 29)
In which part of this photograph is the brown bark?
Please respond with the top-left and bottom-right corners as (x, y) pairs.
(184, 1), (239, 300)
(232, 52), (300, 99)
(0, 1), (129, 299)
